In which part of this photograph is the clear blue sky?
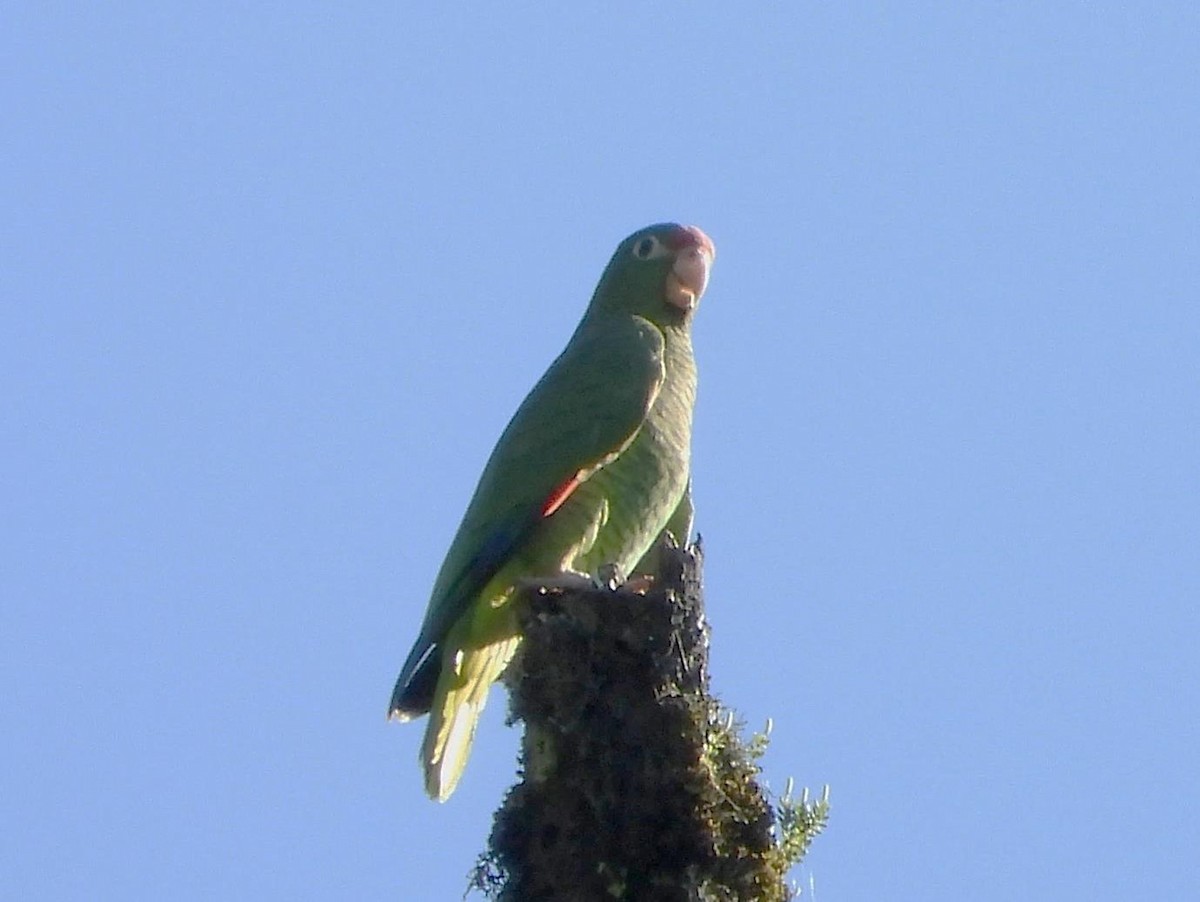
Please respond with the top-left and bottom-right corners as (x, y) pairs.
(4, 4), (1197, 899)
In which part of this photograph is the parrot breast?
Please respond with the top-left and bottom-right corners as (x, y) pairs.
(560, 322), (697, 577)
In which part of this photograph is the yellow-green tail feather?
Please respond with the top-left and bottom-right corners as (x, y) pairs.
(421, 632), (520, 801)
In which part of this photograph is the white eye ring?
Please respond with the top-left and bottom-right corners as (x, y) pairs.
(631, 235), (666, 260)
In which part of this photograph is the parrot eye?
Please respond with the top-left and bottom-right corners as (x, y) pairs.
(632, 236), (661, 260)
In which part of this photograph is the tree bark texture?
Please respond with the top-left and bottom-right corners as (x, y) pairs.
(480, 541), (792, 901)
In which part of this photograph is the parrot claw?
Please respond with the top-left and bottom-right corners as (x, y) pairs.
(595, 563), (624, 590)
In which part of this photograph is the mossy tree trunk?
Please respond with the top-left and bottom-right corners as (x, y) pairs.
(474, 542), (822, 902)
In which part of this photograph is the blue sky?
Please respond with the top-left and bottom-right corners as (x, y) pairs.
(4, 3), (1198, 899)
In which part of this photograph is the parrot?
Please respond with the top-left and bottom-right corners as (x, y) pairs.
(389, 222), (715, 801)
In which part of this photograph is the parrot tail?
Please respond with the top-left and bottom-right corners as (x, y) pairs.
(388, 648), (440, 721)
(421, 635), (521, 801)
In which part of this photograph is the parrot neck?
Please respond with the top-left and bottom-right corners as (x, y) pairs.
(659, 317), (694, 359)
(657, 319), (697, 414)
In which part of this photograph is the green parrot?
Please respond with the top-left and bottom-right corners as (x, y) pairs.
(389, 222), (715, 801)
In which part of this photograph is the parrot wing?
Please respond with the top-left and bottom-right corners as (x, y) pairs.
(389, 315), (666, 717)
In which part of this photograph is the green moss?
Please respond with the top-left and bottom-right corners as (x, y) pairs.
(469, 544), (828, 901)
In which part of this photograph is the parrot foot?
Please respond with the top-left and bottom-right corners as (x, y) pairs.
(519, 572), (596, 595)
(595, 565), (653, 594)
(620, 574), (656, 595)
(518, 567), (654, 595)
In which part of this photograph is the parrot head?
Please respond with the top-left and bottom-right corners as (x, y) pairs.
(588, 223), (715, 325)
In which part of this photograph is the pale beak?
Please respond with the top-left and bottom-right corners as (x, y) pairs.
(665, 228), (715, 312)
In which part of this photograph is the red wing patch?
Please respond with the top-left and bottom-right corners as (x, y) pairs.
(541, 473), (583, 518)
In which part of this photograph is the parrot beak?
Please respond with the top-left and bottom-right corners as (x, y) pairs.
(664, 226), (715, 312)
